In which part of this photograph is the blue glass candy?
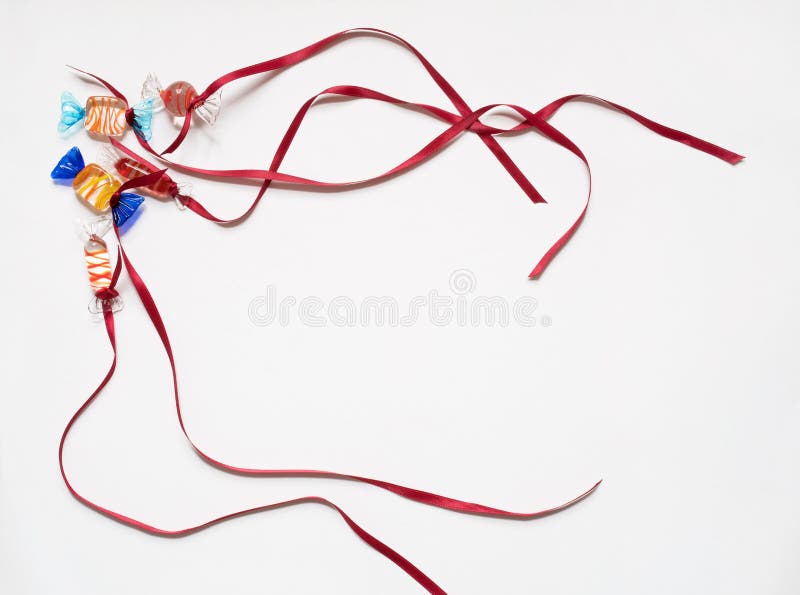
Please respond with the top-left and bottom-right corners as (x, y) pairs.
(112, 192), (144, 227)
(58, 91), (86, 136)
(51, 146), (85, 180)
(130, 98), (155, 141)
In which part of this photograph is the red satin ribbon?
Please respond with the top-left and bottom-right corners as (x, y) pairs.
(60, 173), (601, 593)
(116, 222), (601, 519)
(60, 283), (446, 593)
(74, 27), (743, 277)
(60, 277), (446, 594)
(62, 29), (744, 591)
(109, 85), (739, 278)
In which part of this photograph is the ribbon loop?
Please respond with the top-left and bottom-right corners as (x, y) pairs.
(61, 30), (744, 593)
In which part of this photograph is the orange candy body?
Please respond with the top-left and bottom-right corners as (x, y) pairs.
(160, 81), (197, 117)
(72, 164), (120, 211)
(84, 96), (127, 137)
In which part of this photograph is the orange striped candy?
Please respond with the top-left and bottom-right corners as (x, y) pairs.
(72, 163), (120, 211)
(84, 96), (127, 137)
(84, 237), (112, 291)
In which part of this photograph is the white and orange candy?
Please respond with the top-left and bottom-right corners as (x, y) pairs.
(59, 91), (154, 140)
(77, 216), (124, 314)
(84, 235), (113, 291)
(141, 73), (221, 125)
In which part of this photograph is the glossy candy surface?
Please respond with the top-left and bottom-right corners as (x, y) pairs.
(58, 93), (153, 140)
(142, 73), (220, 125)
(129, 98), (155, 141)
(84, 237), (112, 291)
(53, 147), (147, 227)
(51, 146), (85, 179)
(58, 92), (86, 135)
(84, 96), (127, 137)
(73, 163), (120, 211)
(112, 193), (145, 227)
(161, 81), (197, 117)
(78, 216), (124, 313)
(114, 157), (174, 198)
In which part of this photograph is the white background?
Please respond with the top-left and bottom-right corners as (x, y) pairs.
(1, 1), (798, 593)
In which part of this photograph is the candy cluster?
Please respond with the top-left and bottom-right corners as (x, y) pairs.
(50, 29), (744, 595)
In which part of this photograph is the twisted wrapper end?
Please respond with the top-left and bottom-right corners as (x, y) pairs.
(166, 180), (191, 211)
(89, 287), (124, 315)
(189, 90), (222, 126)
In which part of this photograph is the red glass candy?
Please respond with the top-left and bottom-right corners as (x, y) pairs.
(160, 81), (197, 117)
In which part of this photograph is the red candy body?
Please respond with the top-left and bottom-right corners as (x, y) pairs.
(114, 157), (174, 199)
(160, 81), (197, 117)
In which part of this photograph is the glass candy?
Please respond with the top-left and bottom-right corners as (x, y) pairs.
(142, 73), (221, 125)
(97, 145), (179, 200)
(162, 81), (196, 117)
(73, 163), (120, 210)
(58, 92), (85, 135)
(58, 92), (154, 140)
(129, 98), (155, 140)
(84, 96), (127, 137)
(111, 193), (144, 227)
(51, 147), (145, 225)
(84, 236), (112, 291)
(51, 145), (85, 179)
(77, 216), (124, 314)
(115, 157), (174, 198)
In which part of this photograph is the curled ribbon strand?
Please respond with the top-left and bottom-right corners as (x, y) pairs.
(60, 171), (600, 594)
(59, 289), (446, 594)
(75, 27), (742, 277)
(115, 198), (602, 520)
(110, 81), (739, 278)
(62, 28), (744, 591)
(61, 187), (450, 592)
(164, 25), (541, 199)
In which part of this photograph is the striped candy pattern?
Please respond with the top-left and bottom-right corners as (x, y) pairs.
(84, 96), (127, 137)
(84, 238), (112, 291)
(160, 81), (197, 117)
(72, 163), (120, 211)
(115, 157), (173, 198)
